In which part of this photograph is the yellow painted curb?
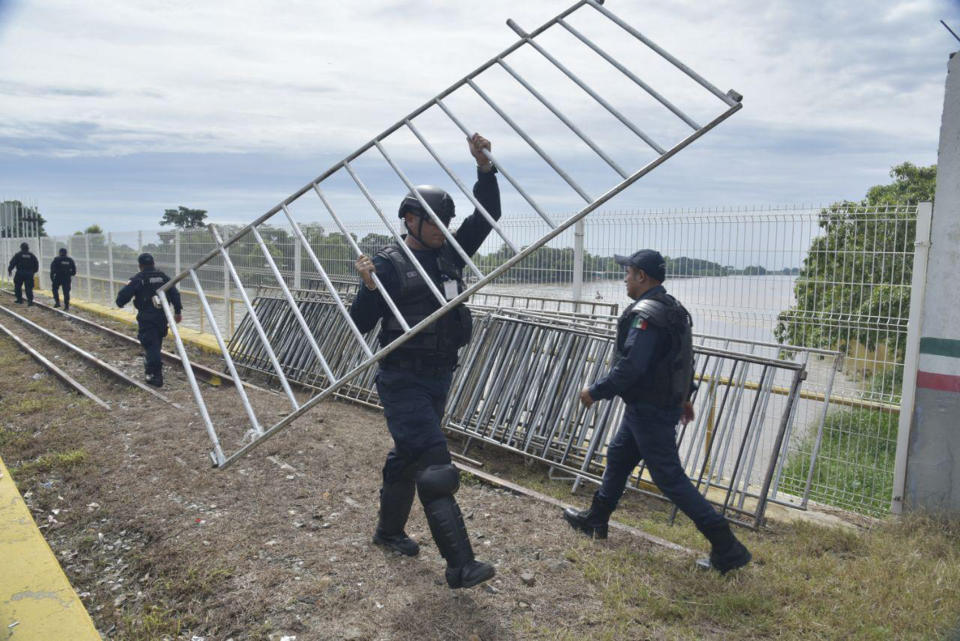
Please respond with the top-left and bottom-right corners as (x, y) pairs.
(0, 456), (100, 639)
(29, 288), (222, 355)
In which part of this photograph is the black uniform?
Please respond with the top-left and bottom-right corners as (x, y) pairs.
(116, 268), (182, 383)
(7, 249), (39, 304)
(50, 255), (77, 309)
(349, 167), (500, 588)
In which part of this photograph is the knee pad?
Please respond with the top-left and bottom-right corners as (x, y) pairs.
(416, 464), (460, 504)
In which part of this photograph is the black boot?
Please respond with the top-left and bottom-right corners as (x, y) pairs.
(145, 367), (163, 388)
(418, 465), (494, 589)
(53, 301), (61, 308)
(697, 521), (751, 574)
(372, 479), (419, 557)
(563, 492), (612, 539)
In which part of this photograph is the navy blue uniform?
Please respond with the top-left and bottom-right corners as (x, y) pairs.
(8, 250), (39, 304)
(116, 269), (182, 379)
(350, 167), (501, 484)
(590, 285), (724, 532)
(50, 255), (77, 309)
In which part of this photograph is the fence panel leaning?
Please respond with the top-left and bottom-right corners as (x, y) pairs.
(156, 0), (744, 468)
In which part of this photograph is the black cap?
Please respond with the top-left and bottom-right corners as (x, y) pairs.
(398, 185), (455, 225)
(19, 242), (28, 251)
(614, 249), (666, 282)
(58, 247), (67, 255)
(137, 253), (155, 266)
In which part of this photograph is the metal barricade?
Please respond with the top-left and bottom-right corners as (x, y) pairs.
(158, 0), (743, 467)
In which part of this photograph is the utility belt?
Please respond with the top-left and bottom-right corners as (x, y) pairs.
(380, 351), (458, 374)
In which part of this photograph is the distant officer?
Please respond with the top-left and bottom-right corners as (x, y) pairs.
(564, 249), (752, 574)
(50, 248), (77, 310)
(7, 242), (39, 306)
(350, 133), (499, 589)
(116, 253), (182, 387)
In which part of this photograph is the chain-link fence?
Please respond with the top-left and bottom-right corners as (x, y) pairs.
(0, 203), (920, 515)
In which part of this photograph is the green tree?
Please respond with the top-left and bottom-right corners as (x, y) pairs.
(160, 206), (208, 229)
(775, 162), (936, 359)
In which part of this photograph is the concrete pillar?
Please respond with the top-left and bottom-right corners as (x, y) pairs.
(902, 51), (960, 512)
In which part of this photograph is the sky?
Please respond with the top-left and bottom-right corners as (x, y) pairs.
(1, 0), (959, 235)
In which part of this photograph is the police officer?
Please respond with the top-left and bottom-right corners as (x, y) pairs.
(7, 242), (39, 306)
(116, 253), (182, 388)
(50, 248), (77, 310)
(350, 133), (499, 589)
(564, 249), (752, 575)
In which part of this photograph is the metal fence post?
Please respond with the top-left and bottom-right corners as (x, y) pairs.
(107, 232), (115, 302)
(221, 225), (231, 337)
(891, 201), (934, 514)
(36, 230), (44, 291)
(137, 230), (143, 254)
(84, 233), (92, 301)
(175, 230), (181, 276)
(572, 219), (585, 309)
(294, 234), (302, 289)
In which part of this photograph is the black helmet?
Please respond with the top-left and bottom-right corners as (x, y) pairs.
(138, 253), (155, 266)
(19, 242), (28, 251)
(58, 247), (67, 256)
(398, 185), (455, 225)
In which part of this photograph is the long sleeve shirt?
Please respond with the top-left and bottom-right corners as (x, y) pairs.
(349, 167), (501, 337)
(8, 251), (39, 275)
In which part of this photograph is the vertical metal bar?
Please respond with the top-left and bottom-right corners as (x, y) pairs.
(279, 204), (374, 358)
(556, 19), (700, 130)
(175, 230), (181, 277)
(403, 119), (519, 253)
(891, 201), (933, 513)
(208, 225), (300, 409)
(755, 368), (805, 526)
(310, 183), (411, 331)
(84, 233), (92, 301)
(294, 235), (302, 289)
(374, 141), (484, 279)
(191, 269), (263, 434)
(250, 226), (338, 383)
(156, 289), (227, 466)
(800, 354), (840, 508)
(342, 161), (448, 306)
(221, 228), (231, 338)
(497, 58), (630, 177)
(137, 230), (143, 254)
(573, 220), (585, 307)
(434, 98), (557, 229)
(585, 0), (739, 107)
(467, 78), (593, 202)
(507, 19), (667, 155)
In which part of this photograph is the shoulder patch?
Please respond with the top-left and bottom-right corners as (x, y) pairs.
(632, 316), (648, 330)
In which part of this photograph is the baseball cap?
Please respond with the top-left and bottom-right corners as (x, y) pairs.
(137, 253), (155, 266)
(614, 249), (666, 282)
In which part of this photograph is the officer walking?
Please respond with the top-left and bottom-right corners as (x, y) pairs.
(350, 133), (499, 589)
(564, 249), (752, 574)
(50, 248), (77, 310)
(7, 242), (39, 306)
(116, 253), (182, 388)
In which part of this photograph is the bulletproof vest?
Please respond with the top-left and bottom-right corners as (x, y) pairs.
(616, 291), (694, 409)
(12, 251), (36, 274)
(375, 243), (473, 358)
(51, 257), (74, 279)
(132, 269), (169, 313)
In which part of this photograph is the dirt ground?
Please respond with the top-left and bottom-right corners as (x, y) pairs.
(4, 296), (959, 641)
(0, 298), (676, 640)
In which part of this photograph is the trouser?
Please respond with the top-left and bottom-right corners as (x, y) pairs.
(13, 272), (34, 302)
(137, 323), (167, 377)
(52, 278), (71, 307)
(376, 365), (455, 485)
(597, 403), (725, 532)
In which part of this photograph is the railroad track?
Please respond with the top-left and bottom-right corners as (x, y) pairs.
(0, 299), (181, 409)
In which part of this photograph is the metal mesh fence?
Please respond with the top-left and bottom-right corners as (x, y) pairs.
(0, 203), (918, 515)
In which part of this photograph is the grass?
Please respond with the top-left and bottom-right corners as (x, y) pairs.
(12, 449), (88, 481)
(780, 407), (897, 516)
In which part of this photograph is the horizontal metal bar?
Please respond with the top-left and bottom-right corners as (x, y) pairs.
(557, 18), (700, 130)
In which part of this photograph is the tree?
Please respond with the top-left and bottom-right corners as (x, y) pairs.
(160, 206), (208, 229)
(775, 162), (936, 360)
